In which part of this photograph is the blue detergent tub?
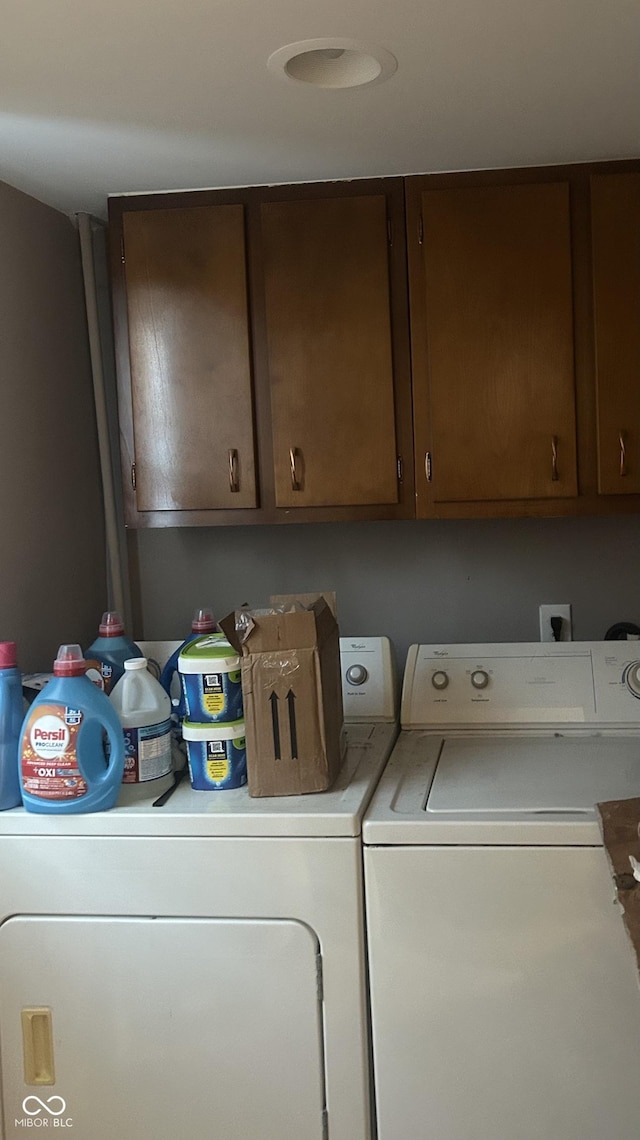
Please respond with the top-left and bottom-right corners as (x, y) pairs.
(182, 719), (247, 791)
(178, 635), (243, 724)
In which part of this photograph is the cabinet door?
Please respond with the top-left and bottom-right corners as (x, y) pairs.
(259, 194), (400, 508)
(0, 916), (325, 1140)
(122, 206), (257, 511)
(410, 180), (578, 512)
(591, 173), (640, 494)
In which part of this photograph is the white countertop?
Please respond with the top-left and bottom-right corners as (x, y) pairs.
(0, 722), (398, 839)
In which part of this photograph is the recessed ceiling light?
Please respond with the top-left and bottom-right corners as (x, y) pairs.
(267, 38), (398, 89)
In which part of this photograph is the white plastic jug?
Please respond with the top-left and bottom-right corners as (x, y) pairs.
(110, 658), (172, 784)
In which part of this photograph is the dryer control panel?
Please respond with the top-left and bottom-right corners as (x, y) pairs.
(340, 637), (396, 723)
(401, 642), (640, 730)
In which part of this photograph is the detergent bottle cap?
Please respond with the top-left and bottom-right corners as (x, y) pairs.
(0, 641), (17, 669)
(99, 611), (125, 637)
(191, 607), (216, 634)
(53, 645), (86, 677)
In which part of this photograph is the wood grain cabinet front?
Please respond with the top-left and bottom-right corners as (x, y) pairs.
(109, 162), (640, 528)
(590, 172), (640, 496)
(109, 180), (414, 527)
(114, 202), (259, 522)
(406, 175), (579, 518)
(256, 188), (412, 515)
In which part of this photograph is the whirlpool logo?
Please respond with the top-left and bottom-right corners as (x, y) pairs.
(15, 1095), (73, 1128)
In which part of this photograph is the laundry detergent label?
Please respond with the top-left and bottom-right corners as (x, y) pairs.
(182, 665), (241, 725)
(182, 669), (243, 723)
(186, 734), (247, 791)
(21, 704), (88, 799)
(206, 739), (231, 783)
(202, 673), (226, 716)
(122, 719), (172, 783)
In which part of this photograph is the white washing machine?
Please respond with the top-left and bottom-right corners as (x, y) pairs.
(364, 642), (640, 1140)
(0, 637), (396, 1140)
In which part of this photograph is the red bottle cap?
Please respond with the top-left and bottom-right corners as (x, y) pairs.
(0, 641), (17, 668)
(191, 607), (216, 633)
(53, 644), (87, 677)
(98, 611), (125, 637)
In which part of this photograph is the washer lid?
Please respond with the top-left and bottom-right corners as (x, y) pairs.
(427, 737), (640, 814)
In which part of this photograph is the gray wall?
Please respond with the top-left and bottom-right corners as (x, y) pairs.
(0, 181), (106, 671)
(132, 512), (640, 672)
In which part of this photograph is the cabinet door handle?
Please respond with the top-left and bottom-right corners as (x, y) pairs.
(289, 447), (301, 492)
(228, 449), (240, 493)
(619, 431), (627, 477)
(425, 452), (433, 482)
(21, 1008), (55, 1085)
(551, 436), (559, 482)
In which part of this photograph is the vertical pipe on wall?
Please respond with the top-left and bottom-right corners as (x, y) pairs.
(77, 212), (131, 627)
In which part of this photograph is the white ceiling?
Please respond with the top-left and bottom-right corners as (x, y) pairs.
(1, 0), (638, 218)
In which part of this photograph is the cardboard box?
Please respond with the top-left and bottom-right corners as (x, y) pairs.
(220, 597), (344, 797)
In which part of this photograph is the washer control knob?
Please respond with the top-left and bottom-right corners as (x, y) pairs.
(346, 664), (368, 686)
(471, 669), (490, 690)
(624, 662), (640, 698)
(431, 670), (449, 690)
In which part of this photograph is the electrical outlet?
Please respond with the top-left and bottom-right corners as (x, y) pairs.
(539, 604), (572, 642)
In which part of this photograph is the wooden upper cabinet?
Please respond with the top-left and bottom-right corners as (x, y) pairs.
(407, 178), (578, 515)
(109, 162), (640, 529)
(591, 173), (640, 495)
(110, 181), (413, 526)
(258, 193), (403, 509)
(120, 204), (257, 513)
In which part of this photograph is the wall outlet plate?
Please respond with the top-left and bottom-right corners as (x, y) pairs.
(539, 604), (572, 642)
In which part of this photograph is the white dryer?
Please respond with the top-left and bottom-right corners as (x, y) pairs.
(0, 637), (396, 1140)
(364, 642), (640, 1140)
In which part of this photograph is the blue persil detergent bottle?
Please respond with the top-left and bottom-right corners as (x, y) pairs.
(159, 607), (217, 717)
(85, 611), (143, 694)
(0, 641), (23, 810)
(19, 645), (125, 814)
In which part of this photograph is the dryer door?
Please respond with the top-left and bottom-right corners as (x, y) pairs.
(0, 916), (326, 1140)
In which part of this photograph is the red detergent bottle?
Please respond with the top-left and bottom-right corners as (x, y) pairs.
(19, 644), (125, 814)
